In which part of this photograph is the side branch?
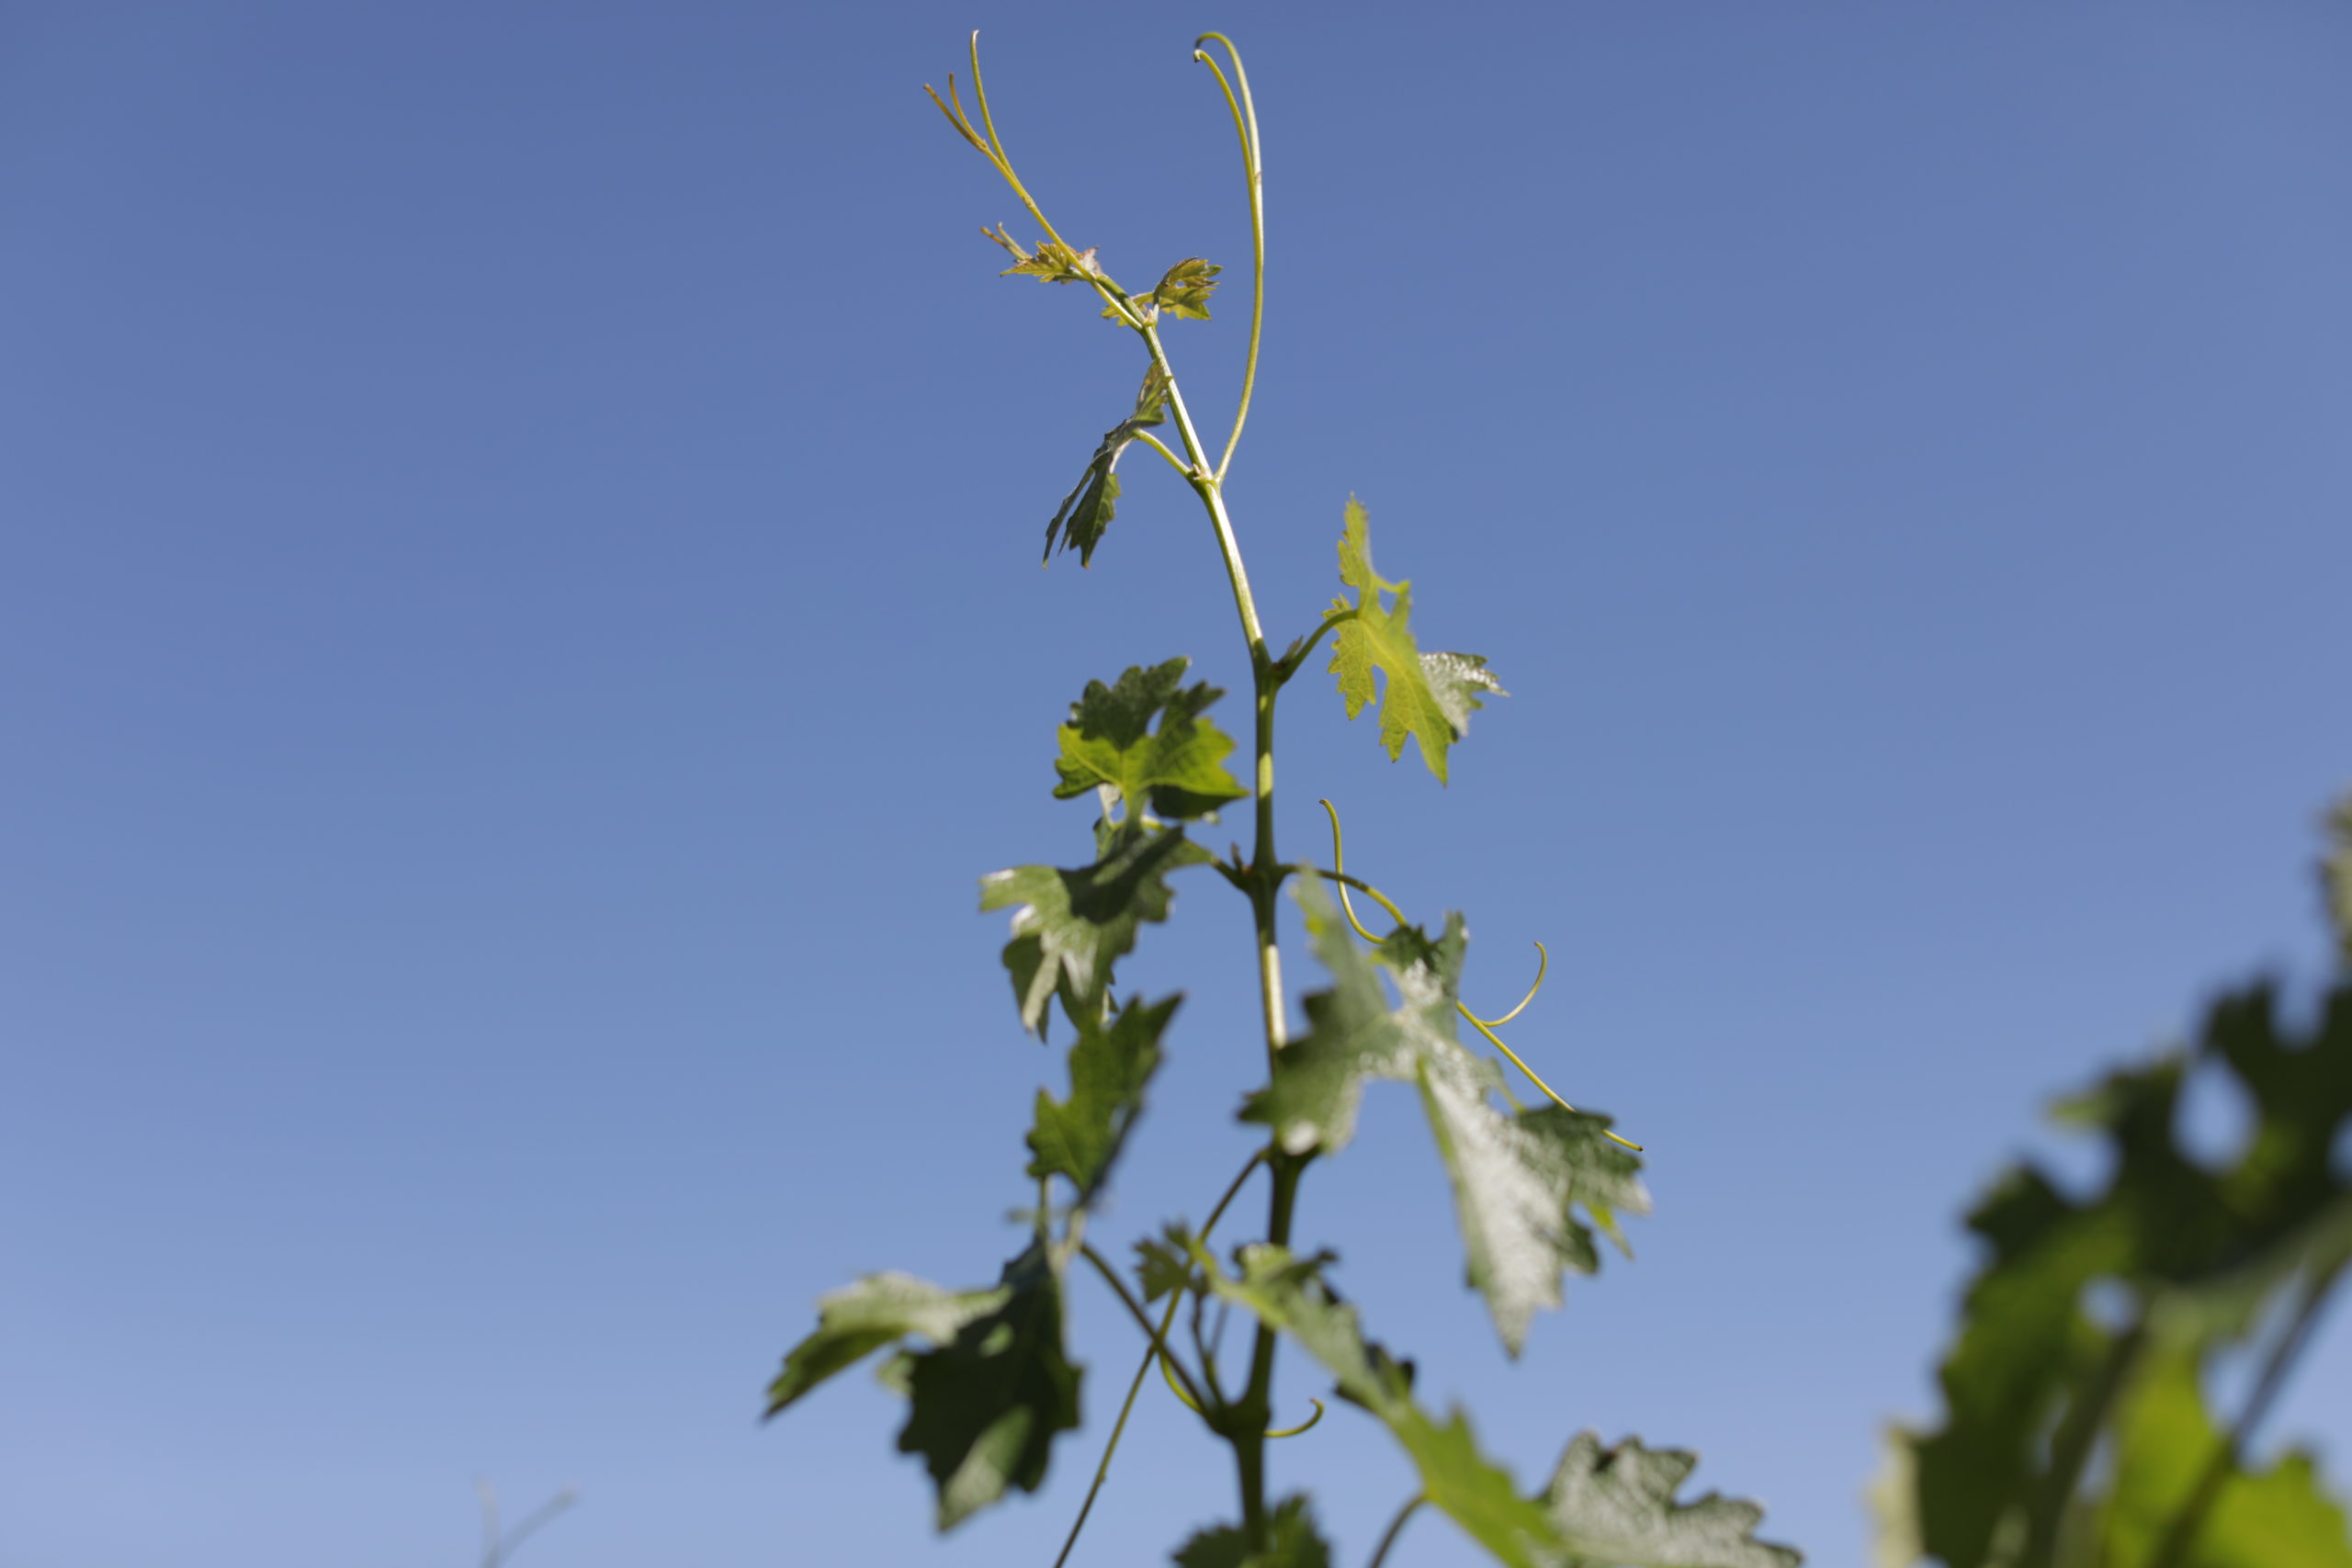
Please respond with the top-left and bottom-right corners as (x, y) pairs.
(1079, 1243), (1214, 1414)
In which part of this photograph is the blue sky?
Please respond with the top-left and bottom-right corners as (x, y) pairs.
(5, 4), (2349, 1565)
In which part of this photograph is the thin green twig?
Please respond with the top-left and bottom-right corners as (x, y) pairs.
(1079, 1242), (1211, 1412)
(1364, 1494), (1427, 1568)
(1050, 1153), (1263, 1568)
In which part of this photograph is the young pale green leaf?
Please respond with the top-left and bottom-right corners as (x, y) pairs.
(1172, 1495), (1332, 1568)
(896, 1240), (1084, 1530)
(1151, 256), (1223, 321)
(980, 824), (1204, 1037)
(1045, 363), (1172, 568)
(1245, 878), (1648, 1354)
(765, 1273), (1006, 1417)
(1535, 1433), (1802, 1568)
(984, 224), (1110, 286)
(1053, 659), (1247, 823)
(1326, 496), (1504, 784)
(1026, 992), (1176, 1201)
(1195, 1243), (1566, 1568)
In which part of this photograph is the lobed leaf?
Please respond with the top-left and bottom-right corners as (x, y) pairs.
(1045, 363), (1171, 567)
(1135, 1225), (1197, 1304)
(980, 822), (1205, 1037)
(1026, 992), (1175, 1201)
(1244, 878), (1647, 1354)
(896, 1241), (1085, 1529)
(1326, 497), (1504, 783)
(1535, 1433), (1802, 1568)
(1151, 256), (1223, 321)
(1053, 659), (1247, 823)
(767, 1243), (1084, 1532)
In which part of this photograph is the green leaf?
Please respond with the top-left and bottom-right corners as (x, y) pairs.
(1026, 992), (1175, 1201)
(1172, 1495), (1332, 1568)
(1046, 363), (1171, 568)
(1053, 659), (1248, 823)
(984, 224), (1109, 286)
(1194, 1243), (1566, 1568)
(1326, 496), (1504, 783)
(766, 1273), (1005, 1417)
(896, 1240), (1084, 1530)
(980, 823), (1203, 1036)
(1535, 1433), (1802, 1568)
(766, 1244), (1083, 1530)
(1879, 976), (2352, 1568)
(1135, 1225), (1196, 1304)
(2098, 1339), (2352, 1568)
(1422, 1069), (1650, 1355)
(1240, 876), (1430, 1157)
(1151, 256), (1223, 321)
(1244, 878), (1648, 1354)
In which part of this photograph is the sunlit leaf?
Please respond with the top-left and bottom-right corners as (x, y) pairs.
(984, 224), (1108, 285)
(1535, 1433), (1802, 1568)
(1327, 497), (1503, 783)
(980, 822), (1204, 1036)
(1053, 659), (1247, 823)
(1152, 256), (1223, 321)
(1244, 878), (1646, 1353)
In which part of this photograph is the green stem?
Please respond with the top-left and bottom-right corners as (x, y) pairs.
(2021, 1319), (2148, 1568)
(1364, 1494), (1427, 1568)
(1272, 607), (1358, 686)
(2147, 1263), (2345, 1568)
(1049, 1154), (1264, 1568)
(1236, 1152), (1305, 1549)
(1133, 427), (1193, 479)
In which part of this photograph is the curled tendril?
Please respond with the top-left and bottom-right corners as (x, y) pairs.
(1156, 1348), (1321, 1438)
(1189, 32), (1265, 479)
(1315, 799), (1644, 1153)
(1465, 941), (1546, 1028)
(1264, 1398), (1326, 1439)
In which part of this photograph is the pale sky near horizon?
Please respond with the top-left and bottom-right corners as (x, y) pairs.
(6, 4), (2350, 1565)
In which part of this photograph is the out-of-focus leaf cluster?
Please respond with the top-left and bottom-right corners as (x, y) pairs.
(1875, 829), (2352, 1568)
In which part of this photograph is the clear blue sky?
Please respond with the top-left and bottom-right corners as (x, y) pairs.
(5, 4), (2348, 1565)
